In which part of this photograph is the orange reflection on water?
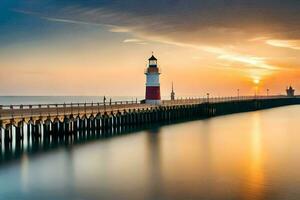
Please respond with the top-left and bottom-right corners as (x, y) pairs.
(243, 113), (265, 200)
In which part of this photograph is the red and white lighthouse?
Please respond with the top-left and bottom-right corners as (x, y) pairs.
(145, 54), (161, 104)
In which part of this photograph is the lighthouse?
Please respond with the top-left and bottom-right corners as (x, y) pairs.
(145, 54), (161, 104)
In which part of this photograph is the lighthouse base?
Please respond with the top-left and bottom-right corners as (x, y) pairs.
(145, 100), (161, 105)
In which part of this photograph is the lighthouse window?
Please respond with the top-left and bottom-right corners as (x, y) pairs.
(149, 60), (157, 66)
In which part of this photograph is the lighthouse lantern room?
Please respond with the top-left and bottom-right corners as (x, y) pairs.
(145, 54), (161, 104)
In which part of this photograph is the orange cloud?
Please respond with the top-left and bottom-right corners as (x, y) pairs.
(266, 40), (300, 50)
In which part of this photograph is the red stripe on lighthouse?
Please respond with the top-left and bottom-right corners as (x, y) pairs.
(146, 86), (161, 100)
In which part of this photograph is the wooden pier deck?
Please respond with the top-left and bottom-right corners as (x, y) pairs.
(0, 96), (299, 153)
(0, 96), (291, 125)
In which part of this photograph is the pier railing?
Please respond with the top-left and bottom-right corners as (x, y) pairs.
(0, 95), (290, 110)
(0, 100), (152, 121)
(0, 95), (296, 123)
(0, 100), (139, 110)
(162, 95), (290, 105)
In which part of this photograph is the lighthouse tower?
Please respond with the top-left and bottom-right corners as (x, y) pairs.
(145, 54), (161, 104)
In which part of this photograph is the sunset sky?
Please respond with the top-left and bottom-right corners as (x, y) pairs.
(1, 0), (300, 97)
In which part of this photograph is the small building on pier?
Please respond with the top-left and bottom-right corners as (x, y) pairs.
(171, 82), (175, 100)
(286, 86), (295, 97)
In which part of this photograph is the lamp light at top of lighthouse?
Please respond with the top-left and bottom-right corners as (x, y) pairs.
(145, 55), (161, 74)
(148, 55), (157, 67)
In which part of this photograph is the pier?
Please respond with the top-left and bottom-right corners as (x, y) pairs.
(1, 95), (300, 155)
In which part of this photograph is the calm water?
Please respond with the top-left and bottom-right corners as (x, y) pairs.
(1, 105), (300, 200)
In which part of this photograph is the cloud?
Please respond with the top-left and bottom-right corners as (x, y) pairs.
(266, 39), (300, 50)
(123, 38), (148, 45)
(146, 38), (279, 72)
(108, 26), (130, 33)
(13, 0), (300, 45)
(123, 38), (143, 43)
(217, 54), (278, 70)
(43, 16), (104, 27)
(13, 8), (108, 31)
(9, 0), (298, 78)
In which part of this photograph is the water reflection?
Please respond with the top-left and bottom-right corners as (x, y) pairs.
(244, 113), (265, 200)
(20, 155), (29, 193)
(0, 125), (161, 164)
(145, 128), (163, 199)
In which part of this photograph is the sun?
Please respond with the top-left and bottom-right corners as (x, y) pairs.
(253, 79), (260, 84)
